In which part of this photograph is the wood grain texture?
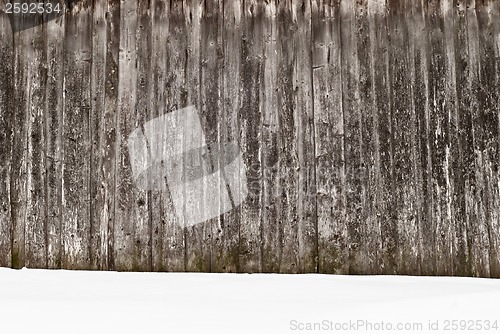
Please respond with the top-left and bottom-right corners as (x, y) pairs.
(237, 0), (264, 273)
(152, 0), (185, 272)
(340, 0), (364, 274)
(89, 0), (112, 270)
(276, 0), (299, 273)
(260, 0), (280, 273)
(62, 1), (92, 269)
(114, 0), (141, 271)
(0, 0), (499, 276)
(11, 8), (32, 269)
(134, 0), (153, 271)
(356, 0), (376, 274)
(149, 0), (169, 272)
(183, 0), (207, 272)
(25, 9), (47, 268)
(220, 0), (243, 273)
(312, 0), (347, 274)
(293, 0), (317, 273)
(455, 0), (476, 276)
(387, 0), (419, 275)
(441, 0), (462, 277)
(0, 1), (13, 268)
(104, 0), (120, 271)
(45, 8), (64, 269)
(199, 0), (223, 273)
(477, 0), (500, 277)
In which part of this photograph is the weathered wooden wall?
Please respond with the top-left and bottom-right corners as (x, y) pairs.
(1, 0), (499, 276)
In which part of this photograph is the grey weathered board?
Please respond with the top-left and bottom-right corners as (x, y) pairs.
(0, 0), (499, 276)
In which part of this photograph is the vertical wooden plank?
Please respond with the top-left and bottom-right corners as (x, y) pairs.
(465, 0), (490, 276)
(238, 0), (263, 273)
(11, 11), (32, 269)
(90, 0), (107, 269)
(411, 0), (436, 275)
(25, 10), (47, 268)
(200, 0), (227, 273)
(45, 2), (65, 269)
(199, 0), (220, 272)
(454, 0), (476, 276)
(0, 3), (13, 267)
(115, 0), (145, 271)
(437, 0), (460, 276)
(276, 0), (298, 272)
(293, 0), (317, 273)
(218, 0), (242, 273)
(133, 0), (153, 271)
(406, 0), (424, 276)
(442, 0), (470, 276)
(312, 0), (348, 274)
(425, 0), (452, 275)
(183, 0), (208, 272)
(149, 0), (167, 272)
(426, 0), (446, 276)
(90, 1), (120, 270)
(442, 0), (462, 276)
(172, 0), (220, 273)
(476, 0), (500, 277)
(369, 0), (398, 274)
(394, 1), (422, 275)
(105, 0), (120, 270)
(477, 0), (500, 278)
(492, 0), (500, 278)
(260, 0), (281, 273)
(147, 0), (162, 272)
(340, 0), (365, 274)
(274, 0), (317, 273)
(153, 0), (185, 272)
(62, 1), (92, 269)
(356, 0), (378, 274)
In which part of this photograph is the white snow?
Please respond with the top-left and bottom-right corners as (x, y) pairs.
(1, 268), (499, 334)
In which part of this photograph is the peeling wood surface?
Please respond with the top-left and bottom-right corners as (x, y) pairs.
(0, 0), (499, 276)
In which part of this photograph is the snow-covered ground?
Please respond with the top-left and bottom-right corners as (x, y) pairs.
(1, 268), (499, 334)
